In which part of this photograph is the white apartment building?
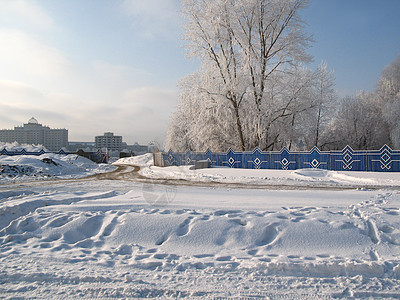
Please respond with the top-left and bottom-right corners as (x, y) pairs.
(0, 117), (68, 151)
(95, 132), (122, 151)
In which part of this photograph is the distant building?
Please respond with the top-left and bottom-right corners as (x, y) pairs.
(0, 117), (68, 151)
(122, 142), (149, 154)
(67, 141), (95, 152)
(76, 149), (108, 164)
(95, 132), (122, 151)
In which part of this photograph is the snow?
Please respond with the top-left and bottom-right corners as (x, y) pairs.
(0, 153), (400, 298)
(113, 153), (153, 167)
(0, 153), (116, 182)
(0, 141), (49, 152)
(131, 154), (400, 188)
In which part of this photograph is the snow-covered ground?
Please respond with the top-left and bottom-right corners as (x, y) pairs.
(114, 153), (153, 167)
(0, 154), (400, 298)
(123, 154), (400, 188)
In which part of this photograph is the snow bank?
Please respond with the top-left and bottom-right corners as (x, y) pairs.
(113, 153), (153, 167)
(140, 164), (400, 188)
(114, 153), (400, 187)
(0, 153), (116, 182)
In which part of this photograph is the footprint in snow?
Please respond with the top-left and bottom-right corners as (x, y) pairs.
(115, 244), (133, 255)
(290, 212), (306, 217)
(291, 216), (306, 222)
(216, 255), (232, 261)
(366, 219), (380, 244)
(80, 215), (104, 238)
(42, 232), (62, 242)
(339, 222), (356, 229)
(176, 217), (193, 237)
(153, 253), (168, 259)
(75, 238), (94, 248)
(47, 215), (72, 228)
(379, 224), (394, 233)
(386, 211), (399, 216)
(155, 232), (170, 245)
(63, 215), (104, 244)
(101, 216), (119, 237)
(193, 254), (213, 258)
(134, 254), (151, 261)
(255, 223), (280, 247)
(231, 218), (247, 226)
(247, 249), (258, 256)
(369, 249), (379, 261)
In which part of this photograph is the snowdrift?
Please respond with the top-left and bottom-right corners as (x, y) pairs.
(113, 153), (153, 167)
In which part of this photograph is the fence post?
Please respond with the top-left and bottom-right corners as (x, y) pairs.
(153, 151), (164, 167)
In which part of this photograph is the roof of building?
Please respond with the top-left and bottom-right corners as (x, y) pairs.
(28, 117), (38, 124)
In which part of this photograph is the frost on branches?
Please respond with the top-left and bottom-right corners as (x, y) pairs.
(165, 0), (399, 152)
(378, 54), (400, 149)
(166, 0), (316, 152)
(329, 54), (400, 150)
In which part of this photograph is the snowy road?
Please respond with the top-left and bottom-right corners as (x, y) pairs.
(1, 165), (400, 298)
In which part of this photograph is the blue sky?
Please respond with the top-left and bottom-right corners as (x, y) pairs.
(302, 0), (400, 96)
(0, 0), (399, 145)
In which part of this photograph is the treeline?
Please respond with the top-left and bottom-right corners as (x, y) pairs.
(165, 0), (400, 152)
(330, 55), (400, 150)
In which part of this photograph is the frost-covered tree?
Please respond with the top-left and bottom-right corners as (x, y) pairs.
(231, 0), (312, 149)
(165, 72), (239, 152)
(170, 0), (312, 151)
(377, 54), (400, 148)
(326, 54), (399, 150)
(181, 0), (248, 150)
(256, 65), (315, 150)
(330, 93), (390, 150)
(308, 61), (337, 149)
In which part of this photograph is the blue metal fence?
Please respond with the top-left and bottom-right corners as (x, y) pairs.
(162, 145), (400, 172)
(0, 148), (67, 156)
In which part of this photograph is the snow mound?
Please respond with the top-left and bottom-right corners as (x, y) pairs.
(113, 153), (153, 167)
(0, 153), (116, 182)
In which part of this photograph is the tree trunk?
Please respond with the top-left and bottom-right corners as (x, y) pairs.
(232, 101), (245, 151)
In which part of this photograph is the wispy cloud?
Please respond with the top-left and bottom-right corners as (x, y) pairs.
(0, 79), (76, 125)
(0, 29), (72, 82)
(119, 0), (180, 39)
(92, 60), (152, 84)
(0, 0), (54, 30)
(0, 78), (179, 144)
(0, 2), (183, 144)
(0, 79), (45, 101)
